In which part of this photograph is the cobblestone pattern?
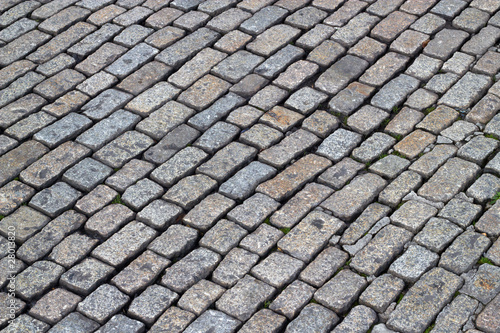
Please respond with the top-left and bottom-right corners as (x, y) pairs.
(1, 0), (500, 332)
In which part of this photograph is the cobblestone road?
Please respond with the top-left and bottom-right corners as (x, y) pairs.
(0, 0), (500, 332)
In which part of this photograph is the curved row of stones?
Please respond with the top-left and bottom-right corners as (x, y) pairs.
(0, 0), (500, 332)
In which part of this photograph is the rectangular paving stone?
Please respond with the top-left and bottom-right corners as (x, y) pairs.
(4, 111), (55, 141)
(88, 4), (127, 26)
(34, 69), (86, 101)
(408, 144), (457, 179)
(467, 94), (500, 125)
(371, 74), (420, 111)
(278, 211), (344, 262)
(33, 112), (92, 148)
(352, 132), (396, 163)
(387, 267), (463, 333)
(136, 101), (194, 140)
(15, 261), (65, 302)
(394, 129), (436, 159)
(423, 28), (469, 61)
(113, 6), (153, 26)
(183, 193), (235, 232)
(254, 44), (305, 79)
(29, 182), (82, 218)
(0, 60), (36, 90)
(127, 284), (178, 325)
(226, 193), (280, 231)
(161, 247), (221, 293)
(321, 173), (386, 221)
(77, 284), (129, 325)
(239, 223), (283, 257)
(145, 7), (183, 29)
(340, 203), (392, 246)
(113, 24), (154, 47)
(439, 231), (490, 275)
(287, 303), (339, 333)
(163, 174), (218, 210)
(219, 161), (277, 201)
(249, 85), (288, 111)
(318, 157), (364, 190)
(183, 310), (241, 333)
(331, 13), (380, 47)
(177, 74), (232, 111)
(212, 247), (260, 288)
(76, 71), (118, 97)
(0, 30), (51, 66)
(125, 82), (180, 117)
(178, 279), (225, 317)
(296, 23), (335, 50)
(197, 142), (257, 183)
(0, 18), (37, 43)
(0, 180), (35, 216)
(84, 203), (133, 239)
(155, 27), (220, 67)
(347, 105), (390, 136)
(116, 61), (172, 96)
(461, 263), (500, 307)
(270, 183), (334, 229)
(188, 92), (246, 131)
(81, 89), (133, 120)
(149, 306), (195, 333)
(359, 52), (409, 87)
(0, 0), (40, 26)
(38, 6), (90, 34)
(105, 42), (158, 79)
(76, 110), (140, 151)
(193, 121), (240, 154)
(74, 184), (117, 216)
(28, 288), (81, 325)
(27, 22), (97, 64)
(136, 199), (182, 230)
(315, 55), (369, 95)
(212, 50), (264, 84)
(148, 224), (198, 261)
(0, 72), (45, 109)
(458, 135), (498, 164)
(317, 128), (362, 162)
(391, 200), (438, 233)
(418, 157), (481, 202)
(314, 269), (367, 314)
(350, 224), (413, 276)
(379, 170), (423, 207)
(92, 221), (157, 267)
(359, 274), (405, 313)
(439, 72), (492, 109)
(0, 205), (50, 243)
(273, 60), (319, 91)
(42, 91), (87, 118)
(199, 219), (247, 255)
(474, 293), (500, 333)
(299, 246), (349, 288)
(462, 25), (500, 55)
(389, 244), (439, 283)
(93, 131), (154, 168)
(391, 30), (431, 57)
(251, 252), (305, 289)
(75, 42), (128, 76)
(20, 141), (90, 190)
(144, 124), (200, 165)
(371, 11), (417, 42)
(247, 24), (301, 57)
(257, 154), (332, 202)
(0, 141), (49, 187)
(59, 257), (115, 295)
(476, 200), (500, 237)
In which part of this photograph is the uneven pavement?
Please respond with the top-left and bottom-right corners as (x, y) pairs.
(1, 0), (500, 332)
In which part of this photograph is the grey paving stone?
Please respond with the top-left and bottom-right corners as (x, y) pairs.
(120, 178), (163, 211)
(113, 24), (153, 47)
(210, 50), (263, 84)
(173, 10), (210, 31)
(278, 211), (344, 262)
(285, 6), (327, 29)
(0, 293), (24, 326)
(340, 202), (391, 246)
(314, 269), (367, 314)
(48, 232), (99, 268)
(161, 247), (221, 293)
(371, 74), (420, 111)
(307, 40), (346, 68)
(229, 74), (268, 99)
(238, 309), (286, 333)
(301, 110), (339, 139)
(371, 10), (417, 44)
(438, 198), (482, 228)
(184, 310), (241, 333)
(259, 106), (304, 133)
(178, 74), (232, 111)
(359, 273), (405, 313)
(28, 288), (81, 325)
(422, 28), (469, 61)
(0, 0), (40, 26)
(216, 274), (275, 322)
(315, 55), (369, 95)
(0, 30), (51, 67)
(461, 263), (500, 305)
(148, 306), (195, 333)
(239, 223), (283, 257)
(321, 173), (386, 221)
(76, 42), (128, 76)
(212, 247), (260, 288)
(116, 61), (172, 96)
(332, 305), (377, 333)
(425, 73), (460, 95)
(178, 279), (225, 316)
(48, 312), (99, 333)
(440, 72), (492, 109)
(432, 294), (478, 333)
(87, 5), (127, 26)
(4, 111), (55, 141)
(163, 174), (218, 210)
(226, 105), (263, 129)
(92, 221), (157, 267)
(467, 173), (500, 204)
(360, 52), (409, 88)
(239, 6), (286, 35)
(369, 154), (410, 179)
(105, 159), (154, 193)
(15, 260), (65, 301)
(27, 22), (97, 64)
(286, 303), (339, 333)
(197, 0), (237, 14)
(183, 194), (235, 232)
(269, 280), (315, 320)
(60, 257), (115, 295)
(29, 182), (81, 218)
(81, 89), (132, 121)
(127, 285), (178, 325)
(284, 87), (328, 116)
(318, 157), (364, 190)
(0, 72), (46, 109)
(439, 231), (491, 274)
(476, 292), (500, 333)
(150, 147), (207, 187)
(453, 7), (490, 33)
(316, 128), (362, 163)
(188, 93), (246, 131)
(390, 29), (431, 57)
(251, 252), (304, 288)
(219, 161), (276, 201)
(418, 158), (482, 202)
(441, 120), (478, 142)
(136, 102), (192, 139)
(349, 105), (390, 135)
(144, 26), (185, 49)
(95, 314), (145, 333)
(405, 88), (438, 111)
(386, 267), (463, 333)
(459, 135), (498, 164)
(462, 25), (500, 55)
(351, 224), (413, 276)
(105, 43), (158, 79)
(76, 111), (140, 152)
(136, 199), (182, 230)
(226, 193), (280, 231)
(299, 246), (348, 288)
(240, 123), (284, 150)
(0, 94), (46, 130)
(0, 18), (38, 43)
(93, 131), (154, 169)
(407, 144), (457, 179)
(389, 244), (439, 282)
(155, 27), (219, 67)
(145, 7), (183, 29)
(331, 13), (380, 47)
(378, 171), (423, 207)
(62, 158), (113, 192)
(249, 85), (289, 111)
(413, 217), (462, 253)
(390, 200), (437, 233)
(323, 0), (367, 26)
(247, 24), (301, 57)
(193, 121), (239, 154)
(16, 210), (86, 264)
(2, 314), (50, 333)
(296, 24), (335, 49)
(113, 6), (153, 26)
(33, 113), (91, 149)
(147, 224), (198, 259)
(144, 125), (199, 164)
(442, 52), (475, 75)
(254, 45), (304, 79)
(0, 180), (34, 216)
(0, 59), (36, 91)
(67, 23), (122, 58)
(77, 284), (129, 324)
(111, 250), (169, 295)
(76, 72), (118, 97)
(273, 60), (319, 91)
(467, 93), (500, 125)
